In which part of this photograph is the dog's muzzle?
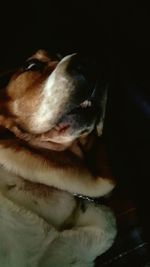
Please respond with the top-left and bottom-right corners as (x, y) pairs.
(45, 54), (103, 130)
(30, 53), (107, 147)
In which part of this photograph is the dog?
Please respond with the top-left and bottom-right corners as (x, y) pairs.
(0, 50), (117, 267)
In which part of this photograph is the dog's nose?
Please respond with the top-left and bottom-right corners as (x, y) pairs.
(67, 54), (97, 82)
(57, 54), (96, 81)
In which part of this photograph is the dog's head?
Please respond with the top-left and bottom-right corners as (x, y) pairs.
(0, 50), (108, 151)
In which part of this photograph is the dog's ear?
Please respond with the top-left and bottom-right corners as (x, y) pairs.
(95, 83), (108, 136)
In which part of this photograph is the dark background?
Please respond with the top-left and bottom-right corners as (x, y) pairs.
(0, 0), (150, 257)
(0, 1), (149, 73)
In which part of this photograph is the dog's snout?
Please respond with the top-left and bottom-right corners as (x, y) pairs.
(43, 53), (99, 113)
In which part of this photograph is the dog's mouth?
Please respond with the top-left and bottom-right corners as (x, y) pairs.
(4, 98), (98, 152)
(28, 99), (98, 151)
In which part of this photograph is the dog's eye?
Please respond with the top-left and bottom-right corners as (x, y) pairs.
(22, 59), (45, 71)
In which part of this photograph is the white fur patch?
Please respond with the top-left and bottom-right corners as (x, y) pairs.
(0, 189), (116, 267)
(31, 54), (76, 133)
(34, 71), (57, 129)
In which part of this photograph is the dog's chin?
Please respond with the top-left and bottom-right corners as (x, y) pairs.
(27, 123), (92, 152)
(7, 119), (92, 153)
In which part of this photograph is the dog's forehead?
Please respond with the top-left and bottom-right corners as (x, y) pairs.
(29, 50), (51, 62)
(28, 49), (60, 63)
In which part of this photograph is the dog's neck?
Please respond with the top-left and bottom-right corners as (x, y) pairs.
(0, 131), (115, 198)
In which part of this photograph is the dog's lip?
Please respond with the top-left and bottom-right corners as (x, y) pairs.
(29, 122), (74, 151)
(54, 122), (70, 133)
(40, 99), (96, 139)
(40, 122), (71, 140)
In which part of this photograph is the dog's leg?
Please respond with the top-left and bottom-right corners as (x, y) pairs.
(0, 145), (115, 198)
(0, 192), (59, 267)
(38, 204), (116, 267)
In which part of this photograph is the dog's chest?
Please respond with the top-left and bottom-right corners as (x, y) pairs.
(0, 190), (62, 267)
(0, 166), (78, 266)
(0, 166), (76, 228)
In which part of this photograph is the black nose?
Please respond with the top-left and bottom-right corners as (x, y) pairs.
(67, 54), (97, 88)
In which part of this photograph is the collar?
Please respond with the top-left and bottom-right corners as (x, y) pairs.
(73, 193), (100, 204)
